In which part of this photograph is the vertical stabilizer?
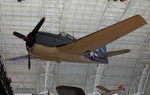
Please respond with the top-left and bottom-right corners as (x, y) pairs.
(83, 46), (108, 63)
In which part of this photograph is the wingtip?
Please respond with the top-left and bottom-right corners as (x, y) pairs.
(125, 49), (130, 52)
(96, 85), (101, 89)
(12, 31), (15, 35)
(43, 17), (46, 20)
(135, 15), (147, 25)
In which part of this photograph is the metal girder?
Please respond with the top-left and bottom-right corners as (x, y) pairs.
(38, 62), (56, 94)
(137, 64), (150, 94)
(0, 0), (5, 62)
(127, 32), (150, 95)
(93, 0), (135, 94)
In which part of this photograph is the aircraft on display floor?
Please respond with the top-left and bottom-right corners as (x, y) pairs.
(96, 84), (125, 95)
(17, 0), (25, 2)
(32, 85), (124, 95)
(33, 85), (85, 95)
(56, 85), (86, 95)
(8, 15), (147, 69)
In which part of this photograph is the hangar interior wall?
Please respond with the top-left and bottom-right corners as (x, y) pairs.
(0, 0), (150, 95)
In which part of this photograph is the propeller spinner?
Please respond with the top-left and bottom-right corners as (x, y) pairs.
(13, 17), (46, 70)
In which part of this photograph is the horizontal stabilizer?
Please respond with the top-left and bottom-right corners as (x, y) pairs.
(101, 49), (130, 57)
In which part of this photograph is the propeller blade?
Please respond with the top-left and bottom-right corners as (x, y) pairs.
(28, 51), (31, 70)
(30, 17), (46, 37)
(13, 31), (26, 39)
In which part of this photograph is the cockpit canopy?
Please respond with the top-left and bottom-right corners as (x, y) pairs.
(59, 32), (76, 41)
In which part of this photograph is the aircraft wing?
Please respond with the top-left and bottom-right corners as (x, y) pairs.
(58, 15), (147, 55)
(96, 85), (111, 92)
(7, 55), (43, 62)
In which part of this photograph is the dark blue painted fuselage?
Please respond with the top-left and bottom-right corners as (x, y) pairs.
(35, 32), (76, 47)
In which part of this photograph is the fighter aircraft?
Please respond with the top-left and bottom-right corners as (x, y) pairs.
(8, 15), (147, 69)
(96, 84), (125, 95)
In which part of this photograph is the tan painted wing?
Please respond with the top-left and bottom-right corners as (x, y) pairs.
(101, 49), (130, 57)
(58, 15), (147, 55)
(7, 55), (44, 62)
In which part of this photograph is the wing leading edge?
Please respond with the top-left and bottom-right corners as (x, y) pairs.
(58, 15), (147, 55)
(7, 55), (43, 62)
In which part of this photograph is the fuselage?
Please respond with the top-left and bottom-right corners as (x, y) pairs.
(30, 32), (94, 63)
(28, 31), (108, 63)
(35, 32), (76, 47)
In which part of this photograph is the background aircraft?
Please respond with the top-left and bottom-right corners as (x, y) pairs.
(32, 86), (85, 95)
(17, 0), (25, 2)
(56, 85), (85, 95)
(96, 84), (125, 95)
(8, 15), (147, 69)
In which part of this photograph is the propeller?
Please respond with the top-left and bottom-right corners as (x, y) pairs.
(30, 17), (46, 37)
(13, 17), (46, 70)
(28, 50), (31, 70)
(13, 31), (31, 42)
(13, 32), (26, 39)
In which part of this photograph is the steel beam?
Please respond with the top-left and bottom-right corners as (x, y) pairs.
(128, 33), (150, 95)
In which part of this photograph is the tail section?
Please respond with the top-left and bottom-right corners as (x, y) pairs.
(83, 46), (108, 63)
(83, 46), (130, 63)
(101, 49), (130, 57)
